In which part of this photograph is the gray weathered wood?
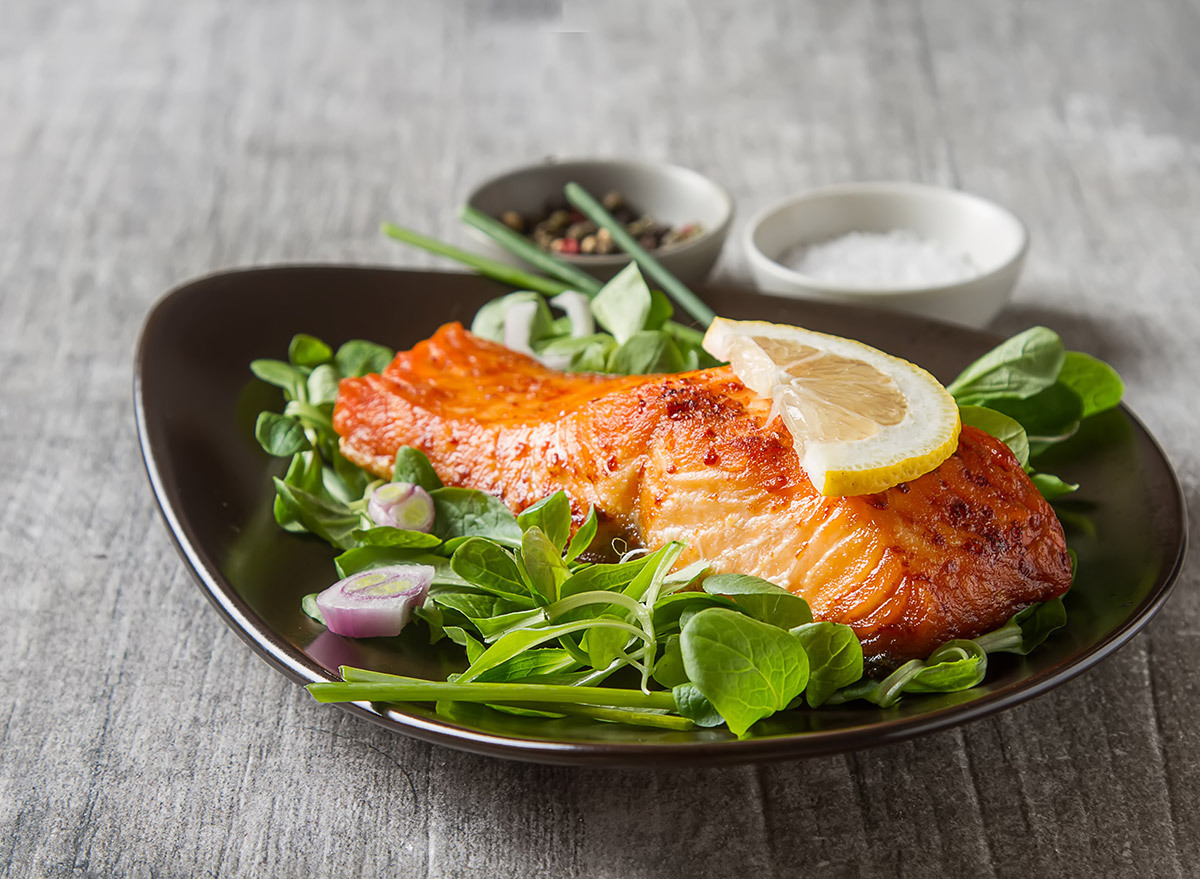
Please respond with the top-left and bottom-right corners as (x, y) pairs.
(2, 0), (1198, 876)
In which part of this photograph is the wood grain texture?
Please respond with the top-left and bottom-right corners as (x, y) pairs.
(2, 0), (1198, 876)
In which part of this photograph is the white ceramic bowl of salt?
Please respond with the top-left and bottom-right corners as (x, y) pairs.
(743, 182), (1029, 328)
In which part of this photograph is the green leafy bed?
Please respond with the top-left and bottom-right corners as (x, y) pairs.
(251, 275), (1122, 737)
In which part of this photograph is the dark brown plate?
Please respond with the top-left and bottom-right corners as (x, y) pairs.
(134, 265), (1187, 767)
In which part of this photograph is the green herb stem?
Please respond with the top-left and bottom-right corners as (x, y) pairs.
(972, 622), (1023, 654)
(381, 222), (571, 297)
(307, 677), (678, 710)
(459, 205), (603, 297)
(546, 589), (652, 630)
(564, 182), (717, 327)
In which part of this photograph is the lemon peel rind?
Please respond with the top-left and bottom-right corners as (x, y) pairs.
(817, 416), (961, 496)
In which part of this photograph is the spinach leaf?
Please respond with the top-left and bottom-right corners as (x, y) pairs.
(443, 625), (486, 663)
(273, 451), (331, 532)
(663, 560), (710, 593)
(958, 405), (1030, 467)
(985, 382), (1082, 442)
(392, 446), (444, 491)
(272, 478), (361, 549)
(568, 336), (619, 372)
(672, 683), (726, 728)
(608, 331), (686, 375)
(559, 555), (652, 597)
(537, 333), (614, 359)
(434, 590), (534, 627)
(652, 635), (689, 688)
(584, 619), (632, 670)
(306, 364), (341, 406)
(947, 326), (1065, 403)
(517, 491), (572, 552)
(431, 487), (523, 547)
(1009, 597), (1068, 654)
(255, 412), (310, 457)
(904, 640), (988, 693)
(702, 573), (813, 630)
(457, 618), (649, 684)
(565, 508), (598, 562)
(521, 526), (570, 604)
(288, 334), (333, 368)
(789, 622), (864, 708)
(324, 443), (371, 504)
(336, 339), (394, 378)
(413, 601), (446, 644)
(663, 322), (722, 367)
(680, 608), (810, 737)
(646, 289), (674, 330)
(591, 262), (652, 344)
(1058, 351), (1124, 418)
(1030, 472), (1079, 500)
(651, 591), (740, 634)
(351, 526), (443, 549)
(448, 538), (530, 602)
(250, 358), (305, 398)
(976, 597), (1067, 655)
(470, 648), (577, 683)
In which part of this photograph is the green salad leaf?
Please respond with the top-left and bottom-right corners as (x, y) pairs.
(949, 327), (1122, 502)
(255, 412), (310, 457)
(1058, 351), (1124, 418)
(592, 262), (654, 344)
(516, 491), (572, 553)
(702, 573), (814, 630)
(790, 622), (864, 708)
(431, 487), (523, 547)
(680, 608), (810, 737)
(288, 334), (334, 368)
(958, 405), (1030, 467)
(336, 339), (394, 378)
(947, 327), (1064, 403)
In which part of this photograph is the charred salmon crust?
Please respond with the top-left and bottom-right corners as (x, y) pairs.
(334, 322), (1073, 664)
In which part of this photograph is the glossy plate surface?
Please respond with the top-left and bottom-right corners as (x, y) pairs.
(134, 265), (1188, 766)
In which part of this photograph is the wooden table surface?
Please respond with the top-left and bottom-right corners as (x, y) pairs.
(4, 1), (1198, 876)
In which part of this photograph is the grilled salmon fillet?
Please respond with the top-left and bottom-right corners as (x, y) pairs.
(334, 322), (1073, 663)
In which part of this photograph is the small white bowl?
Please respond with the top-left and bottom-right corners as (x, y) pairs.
(744, 182), (1029, 328)
(465, 158), (734, 286)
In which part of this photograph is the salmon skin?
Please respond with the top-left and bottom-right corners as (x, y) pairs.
(334, 322), (1073, 664)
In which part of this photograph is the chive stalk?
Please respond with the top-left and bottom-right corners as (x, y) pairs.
(307, 675), (678, 710)
(459, 206), (603, 296)
(381, 222), (571, 297)
(563, 182), (717, 327)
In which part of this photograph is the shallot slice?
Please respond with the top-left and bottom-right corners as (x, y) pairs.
(550, 290), (595, 339)
(368, 482), (435, 532)
(503, 299), (540, 355)
(315, 565), (434, 638)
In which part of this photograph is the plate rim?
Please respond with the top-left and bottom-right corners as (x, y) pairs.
(134, 263), (1190, 767)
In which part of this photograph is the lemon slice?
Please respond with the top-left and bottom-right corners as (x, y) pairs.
(702, 317), (960, 496)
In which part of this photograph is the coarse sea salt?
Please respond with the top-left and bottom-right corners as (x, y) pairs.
(784, 230), (978, 289)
